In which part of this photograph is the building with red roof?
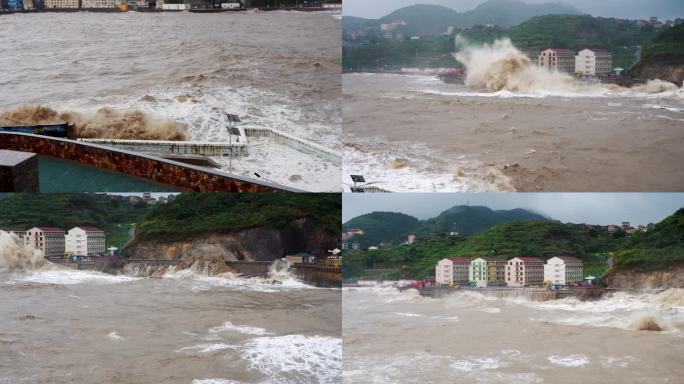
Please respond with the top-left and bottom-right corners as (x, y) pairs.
(505, 256), (544, 287)
(436, 257), (473, 286)
(540, 48), (576, 73)
(25, 227), (65, 258)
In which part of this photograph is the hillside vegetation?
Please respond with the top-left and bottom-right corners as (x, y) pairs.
(613, 208), (684, 272)
(630, 23), (684, 82)
(344, 14), (659, 71)
(0, 193), (152, 248)
(344, 220), (624, 280)
(133, 193), (341, 243)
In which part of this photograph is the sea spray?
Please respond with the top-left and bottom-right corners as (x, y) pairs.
(452, 36), (680, 95)
(0, 104), (187, 140)
(453, 36), (583, 93)
(0, 231), (53, 273)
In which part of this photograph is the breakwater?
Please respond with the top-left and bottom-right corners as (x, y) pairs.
(0, 132), (298, 192)
(412, 286), (605, 301)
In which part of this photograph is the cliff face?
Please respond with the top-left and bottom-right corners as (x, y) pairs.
(630, 62), (684, 84)
(604, 266), (684, 289)
(125, 219), (337, 262)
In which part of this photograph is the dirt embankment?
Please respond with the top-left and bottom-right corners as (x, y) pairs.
(604, 266), (684, 289)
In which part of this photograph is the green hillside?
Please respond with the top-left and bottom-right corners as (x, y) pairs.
(343, 212), (421, 248)
(0, 193), (153, 248)
(420, 206), (547, 235)
(133, 193), (341, 243)
(344, 220), (623, 280)
(343, 14), (659, 71)
(375, 0), (579, 36)
(629, 23), (684, 81)
(343, 206), (548, 249)
(613, 208), (684, 272)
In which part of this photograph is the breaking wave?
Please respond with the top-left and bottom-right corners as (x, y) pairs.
(0, 231), (53, 273)
(124, 259), (313, 292)
(0, 104), (187, 140)
(453, 36), (681, 96)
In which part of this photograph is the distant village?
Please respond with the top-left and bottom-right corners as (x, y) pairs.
(343, 220), (655, 289)
(0, 192), (175, 260)
(0, 0), (340, 12)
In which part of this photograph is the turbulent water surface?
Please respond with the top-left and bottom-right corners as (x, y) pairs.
(343, 287), (684, 384)
(0, 11), (341, 191)
(0, 233), (342, 383)
(342, 71), (684, 192)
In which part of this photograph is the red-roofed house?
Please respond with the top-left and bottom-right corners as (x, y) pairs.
(540, 48), (576, 73)
(25, 227), (65, 258)
(436, 257), (473, 285)
(544, 256), (584, 285)
(66, 226), (106, 256)
(506, 257), (544, 287)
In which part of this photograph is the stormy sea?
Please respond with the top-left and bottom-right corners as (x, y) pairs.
(0, 232), (342, 383)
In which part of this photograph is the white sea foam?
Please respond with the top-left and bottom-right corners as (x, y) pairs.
(343, 138), (513, 192)
(547, 354), (591, 367)
(177, 343), (235, 354)
(107, 331), (123, 341)
(242, 334), (342, 383)
(192, 380), (243, 384)
(8, 269), (138, 286)
(450, 357), (507, 371)
(208, 322), (270, 336)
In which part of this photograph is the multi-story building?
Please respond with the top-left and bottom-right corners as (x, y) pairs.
(523, 49), (542, 65)
(25, 227), (65, 258)
(0, 227), (27, 240)
(575, 49), (613, 76)
(44, 0), (79, 7)
(65, 227), (106, 256)
(470, 257), (507, 287)
(82, 0), (117, 7)
(505, 257), (544, 287)
(539, 48), (576, 73)
(435, 257), (472, 286)
(407, 234), (416, 244)
(544, 256), (584, 285)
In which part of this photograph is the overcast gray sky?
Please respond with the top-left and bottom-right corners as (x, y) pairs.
(344, 0), (684, 21)
(342, 193), (684, 225)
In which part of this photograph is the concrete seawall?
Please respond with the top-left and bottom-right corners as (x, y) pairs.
(244, 127), (341, 166)
(412, 286), (605, 301)
(0, 132), (299, 192)
(77, 139), (248, 157)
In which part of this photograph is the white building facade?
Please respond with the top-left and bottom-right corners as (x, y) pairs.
(575, 49), (613, 76)
(544, 256), (584, 285)
(25, 227), (65, 258)
(66, 227), (106, 256)
(505, 257), (544, 287)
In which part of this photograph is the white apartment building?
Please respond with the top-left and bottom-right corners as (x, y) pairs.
(44, 0), (79, 8)
(505, 257), (544, 287)
(544, 256), (584, 285)
(575, 49), (613, 76)
(25, 227), (65, 258)
(435, 258), (472, 286)
(539, 48), (576, 73)
(470, 257), (507, 288)
(65, 227), (106, 256)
